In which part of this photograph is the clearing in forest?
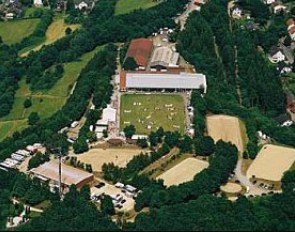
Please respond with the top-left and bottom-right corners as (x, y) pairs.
(115, 0), (161, 15)
(0, 47), (101, 140)
(156, 157), (209, 187)
(0, 18), (40, 44)
(206, 115), (247, 153)
(20, 17), (80, 57)
(247, 144), (295, 182)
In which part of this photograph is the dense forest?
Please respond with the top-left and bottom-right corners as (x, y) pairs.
(0, 43), (22, 117)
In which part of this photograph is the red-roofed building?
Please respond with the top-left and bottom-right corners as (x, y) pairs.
(126, 38), (153, 70)
(286, 18), (294, 26)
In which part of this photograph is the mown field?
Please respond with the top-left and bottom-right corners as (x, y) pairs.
(120, 94), (186, 134)
(0, 18), (40, 44)
(115, 0), (161, 15)
(0, 46), (102, 140)
(20, 17), (80, 57)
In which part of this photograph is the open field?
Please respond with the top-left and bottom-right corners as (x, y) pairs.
(115, 0), (161, 15)
(247, 144), (295, 182)
(206, 115), (247, 153)
(0, 18), (40, 44)
(120, 94), (186, 134)
(220, 183), (242, 194)
(0, 120), (27, 141)
(0, 47), (101, 140)
(156, 158), (209, 187)
(77, 148), (148, 172)
(20, 17), (80, 57)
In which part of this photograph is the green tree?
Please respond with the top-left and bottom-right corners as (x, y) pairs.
(195, 136), (215, 156)
(28, 112), (40, 125)
(65, 27), (72, 35)
(123, 125), (136, 139)
(73, 137), (89, 154)
(23, 98), (32, 108)
(101, 195), (115, 215)
(123, 57), (138, 71)
(137, 138), (148, 148)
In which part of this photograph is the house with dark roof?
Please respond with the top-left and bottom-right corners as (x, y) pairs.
(126, 38), (154, 70)
(268, 46), (285, 63)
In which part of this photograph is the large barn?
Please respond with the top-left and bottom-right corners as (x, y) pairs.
(30, 160), (94, 192)
(119, 71), (207, 92)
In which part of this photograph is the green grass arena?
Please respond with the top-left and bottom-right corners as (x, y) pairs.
(120, 94), (186, 134)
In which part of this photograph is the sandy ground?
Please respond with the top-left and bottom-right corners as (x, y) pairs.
(220, 182), (242, 194)
(91, 179), (135, 212)
(156, 158), (209, 187)
(206, 115), (245, 152)
(247, 144), (295, 182)
(77, 148), (148, 172)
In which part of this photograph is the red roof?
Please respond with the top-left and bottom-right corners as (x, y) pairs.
(286, 18), (294, 26)
(290, 105), (295, 114)
(120, 71), (126, 91)
(289, 26), (295, 34)
(127, 38), (153, 67)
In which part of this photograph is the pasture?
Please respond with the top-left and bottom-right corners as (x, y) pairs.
(115, 0), (161, 15)
(0, 47), (100, 140)
(247, 144), (295, 182)
(156, 158), (209, 187)
(0, 18), (40, 44)
(20, 17), (80, 57)
(206, 115), (247, 153)
(120, 94), (186, 134)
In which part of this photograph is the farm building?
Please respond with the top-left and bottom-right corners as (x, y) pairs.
(30, 160), (94, 191)
(119, 71), (207, 92)
(96, 105), (116, 126)
(126, 38), (154, 70)
(150, 46), (179, 70)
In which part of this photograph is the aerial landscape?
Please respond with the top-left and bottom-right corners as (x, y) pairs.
(0, 0), (295, 231)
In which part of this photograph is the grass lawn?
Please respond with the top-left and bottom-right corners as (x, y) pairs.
(120, 94), (186, 134)
(20, 17), (80, 57)
(0, 46), (102, 140)
(0, 120), (27, 141)
(115, 0), (161, 15)
(0, 18), (40, 44)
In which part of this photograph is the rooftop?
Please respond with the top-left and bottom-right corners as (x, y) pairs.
(123, 72), (206, 90)
(30, 160), (93, 186)
(126, 38), (153, 67)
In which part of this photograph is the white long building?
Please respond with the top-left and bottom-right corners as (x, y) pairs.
(119, 71), (207, 93)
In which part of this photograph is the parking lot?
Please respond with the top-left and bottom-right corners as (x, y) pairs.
(90, 179), (135, 212)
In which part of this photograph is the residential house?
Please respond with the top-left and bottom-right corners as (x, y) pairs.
(74, 0), (95, 11)
(33, 0), (43, 7)
(272, 3), (287, 14)
(232, 6), (242, 18)
(286, 18), (294, 30)
(264, 0), (276, 5)
(277, 62), (292, 75)
(268, 46), (285, 63)
(244, 21), (260, 31)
